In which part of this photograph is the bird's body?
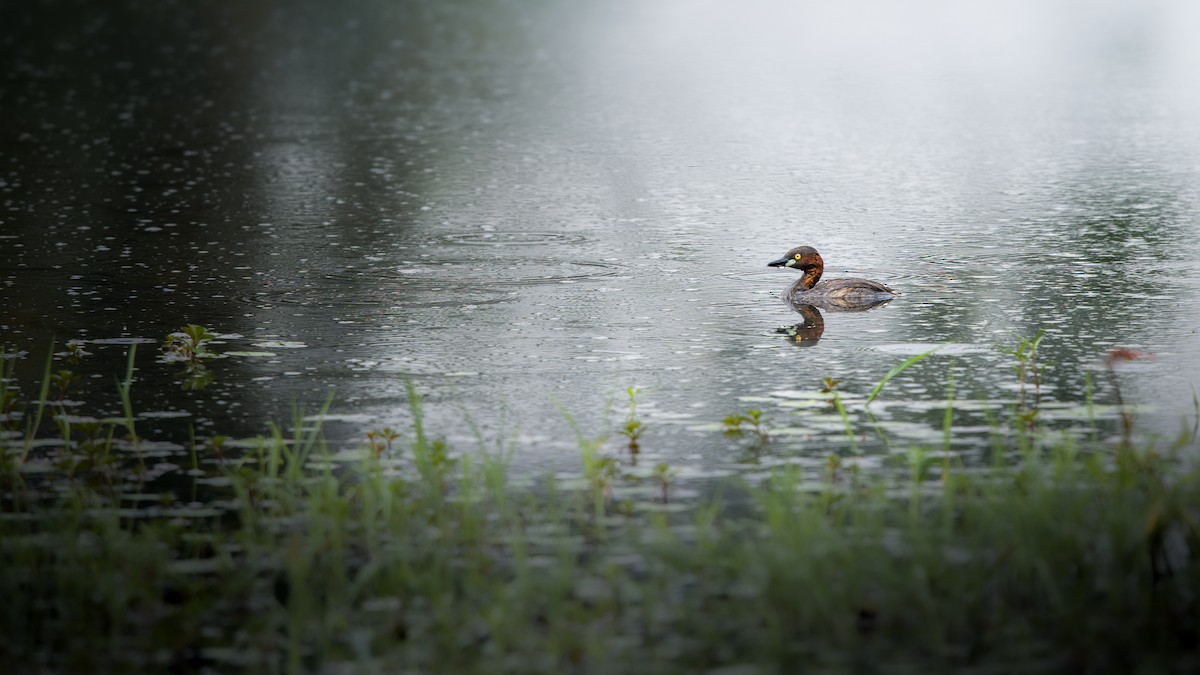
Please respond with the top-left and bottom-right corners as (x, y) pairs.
(767, 246), (896, 310)
(785, 276), (896, 303)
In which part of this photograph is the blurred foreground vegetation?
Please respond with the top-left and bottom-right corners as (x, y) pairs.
(1, 340), (1198, 673)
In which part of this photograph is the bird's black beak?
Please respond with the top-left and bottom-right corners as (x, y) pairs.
(767, 257), (791, 268)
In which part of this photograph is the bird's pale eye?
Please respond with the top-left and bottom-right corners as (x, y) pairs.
(793, 253), (802, 260)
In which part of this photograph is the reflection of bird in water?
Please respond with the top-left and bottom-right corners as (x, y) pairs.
(777, 304), (825, 346)
(767, 246), (896, 310)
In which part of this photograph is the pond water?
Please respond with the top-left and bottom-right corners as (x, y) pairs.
(4, 0), (1200, 477)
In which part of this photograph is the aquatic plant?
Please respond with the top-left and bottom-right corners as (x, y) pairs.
(723, 408), (768, 443)
(827, 381), (859, 452)
(17, 348), (54, 466)
(206, 434), (229, 463)
(619, 386), (644, 454)
(48, 368), (81, 402)
(366, 426), (402, 456)
(115, 345), (139, 451)
(0, 357), (20, 431)
(653, 462), (676, 503)
(161, 323), (217, 363)
(557, 397), (622, 514)
(825, 453), (842, 482)
(995, 328), (1048, 416)
(63, 339), (91, 364)
(161, 324), (220, 390)
(1105, 347), (1153, 446)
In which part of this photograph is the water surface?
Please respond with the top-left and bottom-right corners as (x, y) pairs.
(4, 0), (1200, 475)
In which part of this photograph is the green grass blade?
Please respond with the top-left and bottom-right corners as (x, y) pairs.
(865, 346), (941, 407)
(942, 365), (955, 453)
(831, 392), (859, 453)
(19, 341), (56, 464)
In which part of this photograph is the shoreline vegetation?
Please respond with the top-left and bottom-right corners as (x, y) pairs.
(2, 334), (1199, 673)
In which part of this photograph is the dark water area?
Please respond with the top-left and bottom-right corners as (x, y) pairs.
(4, 0), (1200, 476)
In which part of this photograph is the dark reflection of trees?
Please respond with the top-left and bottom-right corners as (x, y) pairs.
(1, 0), (550, 337)
(1, 0), (555, 429)
(1, 2), (278, 338)
(3, 0), (565, 309)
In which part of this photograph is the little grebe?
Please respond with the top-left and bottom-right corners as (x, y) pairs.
(767, 246), (896, 308)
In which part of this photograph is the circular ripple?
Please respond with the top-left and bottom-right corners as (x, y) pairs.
(439, 232), (587, 246)
(489, 260), (622, 286)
